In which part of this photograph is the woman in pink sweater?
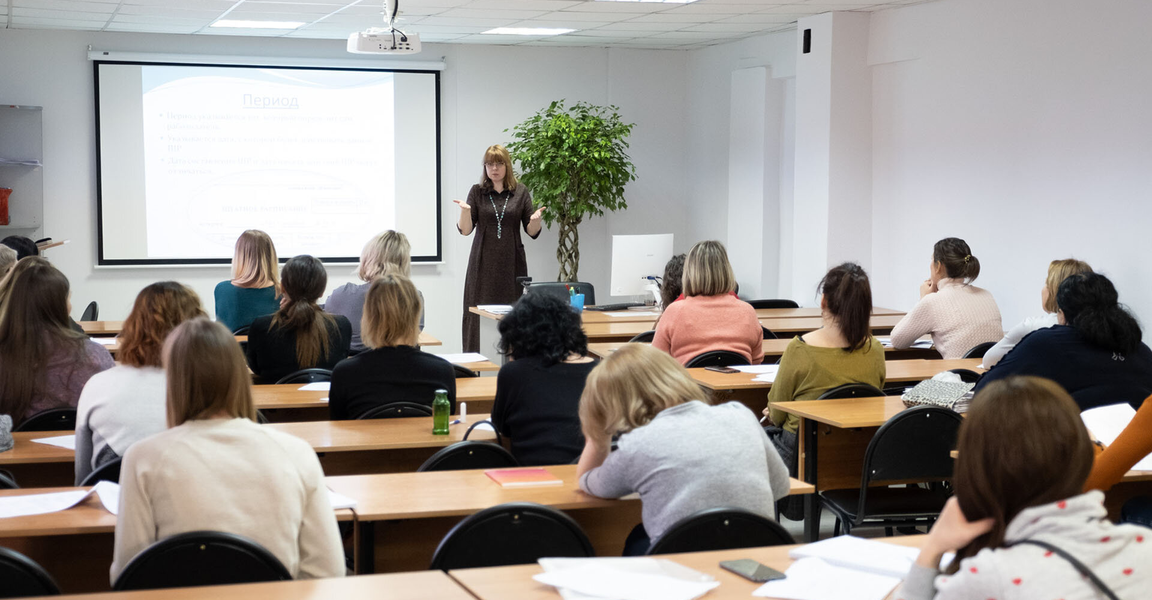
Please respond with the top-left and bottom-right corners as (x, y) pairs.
(653, 241), (763, 366)
(890, 237), (1003, 359)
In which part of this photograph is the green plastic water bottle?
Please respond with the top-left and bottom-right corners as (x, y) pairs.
(432, 389), (450, 435)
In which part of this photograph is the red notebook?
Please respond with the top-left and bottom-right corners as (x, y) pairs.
(485, 468), (564, 488)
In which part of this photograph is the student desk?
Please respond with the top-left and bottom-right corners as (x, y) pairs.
(85, 320), (443, 347)
(586, 337), (941, 361)
(326, 465), (814, 575)
(0, 487), (354, 594)
(253, 377), (499, 422)
(52, 570), (474, 600)
(449, 535), (926, 600)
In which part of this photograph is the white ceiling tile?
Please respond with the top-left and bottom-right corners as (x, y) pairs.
(117, 5), (231, 17)
(538, 10), (630, 22)
(509, 18), (608, 28)
(408, 23), (491, 33)
(561, 2), (669, 14)
(416, 14), (518, 26)
(13, 7), (109, 19)
(715, 12), (802, 23)
(658, 2), (773, 14)
(10, 16), (105, 27)
(104, 22), (202, 32)
(576, 28), (651, 37)
(13, 0), (116, 12)
(436, 8), (549, 19)
(114, 13), (217, 24)
(624, 12), (722, 23)
(679, 22), (777, 33)
(462, 0), (582, 10)
(231, 3), (348, 14)
(592, 20), (685, 31)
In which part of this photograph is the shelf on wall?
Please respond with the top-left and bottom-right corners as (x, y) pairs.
(0, 106), (43, 111)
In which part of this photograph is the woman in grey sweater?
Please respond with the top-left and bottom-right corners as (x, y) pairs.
(898, 375), (1152, 600)
(576, 343), (790, 555)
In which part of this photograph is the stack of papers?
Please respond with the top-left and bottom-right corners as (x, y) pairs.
(91, 337), (118, 346)
(876, 336), (933, 349)
(535, 557), (718, 600)
(1083, 404), (1152, 470)
(32, 435), (76, 451)
(0, 490), (91, 519)
(753, 557), (901, 600)
(477, 304), (513, 315)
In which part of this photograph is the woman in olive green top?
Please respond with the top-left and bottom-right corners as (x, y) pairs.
(763, 263), (886, 468)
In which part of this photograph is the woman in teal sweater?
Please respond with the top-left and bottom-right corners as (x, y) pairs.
(214, 230), (281, 332)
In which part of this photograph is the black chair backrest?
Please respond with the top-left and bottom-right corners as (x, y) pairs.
(818, 383), (886, 400)
(962, 341), (996, 359)
(231, 325), (251, 336)
(80, 301), (98, 322)
(685, 351), (750, 368)
(647, 508), (794, 555)
(429, 502), (593, 570)
(274, 368), (333, 385)
(0, 546), (61, 597)
(861, 406), (963, 485)
(417, 441), (519, 472)
(112, 531), (292, 591)
(453, 364), (478, 378)
(526, 282), (596, 306)
(746, 299), (799, 309)
(628, 330), (656, 343)
(0, 470), (17, 490)
(14, 408), (76, 432)
(80, 457), (123, 487)
(761, 325), (777, 340)
(949, 368), (983, 384)
(357, 402), (433, 419)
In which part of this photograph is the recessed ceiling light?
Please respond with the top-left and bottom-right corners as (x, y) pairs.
(210, 20), (306, 29)
(482, 27), (576, 36)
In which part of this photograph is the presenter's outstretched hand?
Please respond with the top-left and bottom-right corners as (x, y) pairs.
(530, 206), (546, 223)
(453, 199), (471, 211)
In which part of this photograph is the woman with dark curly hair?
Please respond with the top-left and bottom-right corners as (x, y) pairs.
(492, 293), (598, 466)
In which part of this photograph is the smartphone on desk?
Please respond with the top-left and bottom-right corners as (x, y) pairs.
(719, 559), (786, 583)
(704, 366), (740, 374)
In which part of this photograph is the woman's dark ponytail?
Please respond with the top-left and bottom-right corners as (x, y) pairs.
(933, 237), (981, 283)
(818, 262), (873, 351)
(1057, 273), (1142, 356)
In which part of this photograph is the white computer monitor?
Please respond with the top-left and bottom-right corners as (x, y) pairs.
(610, 234), (675, 298)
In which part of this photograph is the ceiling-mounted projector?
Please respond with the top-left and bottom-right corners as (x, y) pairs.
(348, 0), (421, 55)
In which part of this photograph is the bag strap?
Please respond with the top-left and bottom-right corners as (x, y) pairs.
(1006, 539), (1120, 600)
(463, 419), (502, 445)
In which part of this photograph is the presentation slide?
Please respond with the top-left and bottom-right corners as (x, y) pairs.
(96, 62), (440, 265)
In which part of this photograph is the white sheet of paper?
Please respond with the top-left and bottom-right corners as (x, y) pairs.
(93, 480), (121, 515)
(753, 372), (778, 383)
(433, 352), (490, 364)
(732, 365), (781, 375)
(753, 557), (901, 600)
(327, 489), (357, 510)
(298, 382), (331, 391)
(876, 336), (893, 348)
(0, 490), (92, 519)
(788, 535), (917, 579)
(533, 563), (719, 600)
(538, 558), (716, 600)
(91, 337), (118, 346)
(477, 304), (513, 314)
(1082, 403), (1152, 470)
(31, 434), (77, 451)
(606, 312), (660, 317)
(469, 422), (495, 432)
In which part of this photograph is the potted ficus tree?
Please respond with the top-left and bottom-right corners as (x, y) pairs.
(506, 100), (637, 282)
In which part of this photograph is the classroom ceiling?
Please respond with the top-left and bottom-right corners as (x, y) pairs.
(1, 0), (931, 50)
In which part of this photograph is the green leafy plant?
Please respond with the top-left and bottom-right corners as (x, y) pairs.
(506, 100), (637, 282)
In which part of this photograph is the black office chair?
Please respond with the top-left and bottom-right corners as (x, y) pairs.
(685, 351), (750, 368)
(818, 406), (962, 536)
(357, 402), (433, 419)
(14, 408), (76, 432)
(417, 441), (519, 472)
(0, 470), (17, 490)
(80, 457), (123, 487)
(818, 383), (886, 400)
(80, 301), (98, 322)
(429, 502), (594, 570)
(112, 531), (293, 591)
(961, 342), (996, 359)
(525, 282), (596, 306)
(274, 368), (333, 385)
(453, 364), (479, 378)
(646, 508), (794, 555)
(949, 369), (983, 384)
(761, 325), (778, 340)
(746, 299), (800, 309)
(0, 546), (61, 598)
(231, 325), (251, 336)
(628, 330), (656, 343)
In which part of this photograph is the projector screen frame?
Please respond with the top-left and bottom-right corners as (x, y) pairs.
(92, 58), (443, 267)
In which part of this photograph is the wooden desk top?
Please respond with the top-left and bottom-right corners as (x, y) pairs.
(0, 488), (352, 538)
(588, 336), (935, 360)
(252, 377), (498, 411)
(89, 322), (440, 347)
(691, 358), (984, 391)
(450, 535), (926, 600)
(472, 306), (903, 324)
(327, 465), (813, 522)
(53, 570), (473, 600)
(0, 431), (75, 465)
(769, 396), (910, 429)
(266, 415), (496, 452)
(762, 314), (904, 334)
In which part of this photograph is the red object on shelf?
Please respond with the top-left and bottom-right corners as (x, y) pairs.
(0, 188), (10, 226)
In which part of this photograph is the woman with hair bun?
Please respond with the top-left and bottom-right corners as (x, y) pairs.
(890, 237), (1003, 359)
(976, 272), (1152, 411)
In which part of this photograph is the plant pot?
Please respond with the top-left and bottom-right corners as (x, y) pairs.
(0, 188), (10, 227)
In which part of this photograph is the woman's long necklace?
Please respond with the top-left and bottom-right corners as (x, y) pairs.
(489, 191), (510, 239)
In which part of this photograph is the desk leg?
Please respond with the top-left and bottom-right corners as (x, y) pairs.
(478, 317), (504, 364)
(356, 521), (376, 574)
(803, 418), (820, 543)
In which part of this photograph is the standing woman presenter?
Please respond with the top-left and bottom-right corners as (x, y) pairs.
(456, 144), (544, 352)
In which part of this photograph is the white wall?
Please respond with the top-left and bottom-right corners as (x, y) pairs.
(0, 29), (688, 352)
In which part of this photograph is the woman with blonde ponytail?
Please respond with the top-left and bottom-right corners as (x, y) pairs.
(246, 255), (351, 384)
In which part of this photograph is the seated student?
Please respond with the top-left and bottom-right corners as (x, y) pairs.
(976, 272), (1152, 411)
(577, 344), (790, 555)
(0, 235), (38, 260)
(247, 256), (352, 384)
(492, 294), (597, 466)
(75, 282), (205, 484)
(895, 376), (1152, 600)
(0, 258), (114, 426)
(762, 263), (886, 469)
(890, 237), (1003, 359)
(112, 318), (344, 582)
(329, 274), (455, 420)
(982, 258), (1092, 368)
(214, 229), (280, 333)
(326, 230), (424, 353)
(653, 241), (764, 365)
(659, 253), (686, 311)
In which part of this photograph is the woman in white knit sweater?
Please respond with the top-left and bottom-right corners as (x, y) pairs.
(74, 282), (205, 484)
(897, 375), (1152, 600)
(111, 318), (344, 583)
(889, 237), (1003, 359)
